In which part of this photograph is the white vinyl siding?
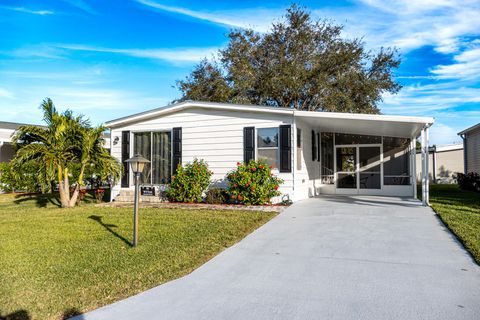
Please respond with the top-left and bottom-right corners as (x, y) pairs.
(110, 108), (294, 202)
(466, 127), (480, 174)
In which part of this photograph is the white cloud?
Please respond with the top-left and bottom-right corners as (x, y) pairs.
(431, 46), (480, 80)
(135, 0), (281, 32)
(59, 0), (97, 15)
(0, 6), (54, 15)
(0, 88), (13, 99)
(56, 44), (219, 63)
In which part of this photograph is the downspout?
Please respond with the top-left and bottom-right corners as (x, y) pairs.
(459, 133), (467, 174)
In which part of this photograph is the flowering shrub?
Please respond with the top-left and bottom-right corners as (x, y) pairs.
(227, 160), (283, 205)
(94, 188), (106, 202)
(166, 159), (213, 203)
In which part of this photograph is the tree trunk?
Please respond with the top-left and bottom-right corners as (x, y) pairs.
(57, 165), (69, 208)
(68, 164), (86, 207)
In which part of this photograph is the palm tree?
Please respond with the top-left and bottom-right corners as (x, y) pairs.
(12, 98), (121, 208)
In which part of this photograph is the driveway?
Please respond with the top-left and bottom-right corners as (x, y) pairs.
(76, 196), (480, 320)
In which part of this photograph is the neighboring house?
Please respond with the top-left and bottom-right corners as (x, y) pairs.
(415, 143), (464, 183)
(458, 123), (480, 174)
(0, 121), (110, 163)
(0, 121), (38, 163)
(106, 101), (434, 204)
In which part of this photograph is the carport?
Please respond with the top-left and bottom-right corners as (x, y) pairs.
(293, 110), (434, 204)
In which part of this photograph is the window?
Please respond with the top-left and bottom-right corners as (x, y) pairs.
(257, 128), (279, 169)
(321, 133), (334, 184)
(133, 132), (151, 184)
(134, 131), (172, 185)
(383, 137), (411, 185)
(296, 128), (302, 170)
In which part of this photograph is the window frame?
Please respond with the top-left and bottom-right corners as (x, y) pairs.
(131, 130), (173, 186)
(255, 127), (280, 170)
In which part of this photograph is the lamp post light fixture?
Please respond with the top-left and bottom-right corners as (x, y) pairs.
(125, 154), (150, 247)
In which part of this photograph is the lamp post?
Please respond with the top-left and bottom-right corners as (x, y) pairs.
(125, 154), (150, 247)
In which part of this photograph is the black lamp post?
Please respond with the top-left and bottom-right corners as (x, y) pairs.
(125, 154), (150, 247)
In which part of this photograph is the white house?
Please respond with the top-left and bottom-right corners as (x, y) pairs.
(0, 121), (111, 163)
(458, 123), (480, 174)
(415, 143), (464, 184)
(106, 101), (434, 205)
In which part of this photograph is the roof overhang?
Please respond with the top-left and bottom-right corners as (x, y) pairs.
(294, 110), (433, 138)
(458, 123), (480, 136)
(106, 100), (434, 138)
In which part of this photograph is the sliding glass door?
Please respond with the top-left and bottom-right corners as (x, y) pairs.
(133, 131), (172, 185)
(335, 145), (381, 192)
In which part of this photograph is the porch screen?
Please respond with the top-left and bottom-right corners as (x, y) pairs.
(383, 137), (411, 185)
(321, 133), (334, 184)
(134, 131), (172, 184)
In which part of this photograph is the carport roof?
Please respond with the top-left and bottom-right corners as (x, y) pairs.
(106, 100), (434, 138)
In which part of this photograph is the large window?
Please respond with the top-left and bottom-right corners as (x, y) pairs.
(383, 137), (411, 185)
(257, 128), (278, 169)
(321, 133), (334, 184)
(134, 131), (172, 184)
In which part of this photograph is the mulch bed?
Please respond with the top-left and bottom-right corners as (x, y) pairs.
(96, 201), (287, 212)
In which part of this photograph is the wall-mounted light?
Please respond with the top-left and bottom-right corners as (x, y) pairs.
(113, 136), (119, 145)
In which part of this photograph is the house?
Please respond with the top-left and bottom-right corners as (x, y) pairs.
(458, 123), (480, 174)
(106, 101), (434, 205)
(0, 121), (110, 163)
(0, 121), (41, 163)
(415, 143), (464, 183)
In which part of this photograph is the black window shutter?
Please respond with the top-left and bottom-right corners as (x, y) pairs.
(279, 125), (291, 173)
(121, 131), (130, 187)
(243, 127), (255, 164)
(317, 132), (320, 162)
(311, 130), (316, 161)
(172, 127), (182, 174)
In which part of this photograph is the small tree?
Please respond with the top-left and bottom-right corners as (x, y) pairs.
(11, 98), (122, 208)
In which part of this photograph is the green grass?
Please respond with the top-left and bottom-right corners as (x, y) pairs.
(0, 193), (276, 320)
(425, 184), (480, 264)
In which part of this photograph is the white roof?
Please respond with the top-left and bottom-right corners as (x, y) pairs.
(106, 100), (434, 138)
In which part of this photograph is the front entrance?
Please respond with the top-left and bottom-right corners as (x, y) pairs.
(335, 145), (382, 194)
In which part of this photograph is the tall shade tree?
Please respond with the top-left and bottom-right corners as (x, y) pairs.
(11, 98), (122, 208)
(176, 4), (401, 114)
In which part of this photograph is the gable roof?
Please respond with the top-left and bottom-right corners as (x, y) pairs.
(105, 100), (434, 130)
(458, 123), (480, 135)
(0, 121), (44, 131)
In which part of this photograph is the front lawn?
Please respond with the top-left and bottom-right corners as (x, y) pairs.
(426, 184), (480, 264)
(0, 193), (276, 319)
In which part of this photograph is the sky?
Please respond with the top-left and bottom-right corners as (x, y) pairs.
(0, 0), (479, 145)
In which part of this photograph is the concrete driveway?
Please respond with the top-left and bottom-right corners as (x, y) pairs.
(76, 196), (480, 320)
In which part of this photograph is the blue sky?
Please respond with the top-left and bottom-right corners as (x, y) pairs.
(0, 0), (479, 145)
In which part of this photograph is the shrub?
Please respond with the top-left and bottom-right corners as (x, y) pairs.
(457, 172), (480, 192)
(166, 159), (213, 203)
(205, 188), (228, 204)
(94, 188), (106, 202)
(0, 162), (42, 193)
(227, 160), (283, 205)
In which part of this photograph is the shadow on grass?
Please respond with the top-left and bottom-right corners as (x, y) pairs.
(62, 307), (83, 320)
(89, 215), (132, 247)
(0, 309), (30, 320)
(13, 193), (61, 208)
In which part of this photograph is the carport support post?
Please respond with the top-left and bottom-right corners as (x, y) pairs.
(425, 126), (430, 205)
(420, 128), (429, 206)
